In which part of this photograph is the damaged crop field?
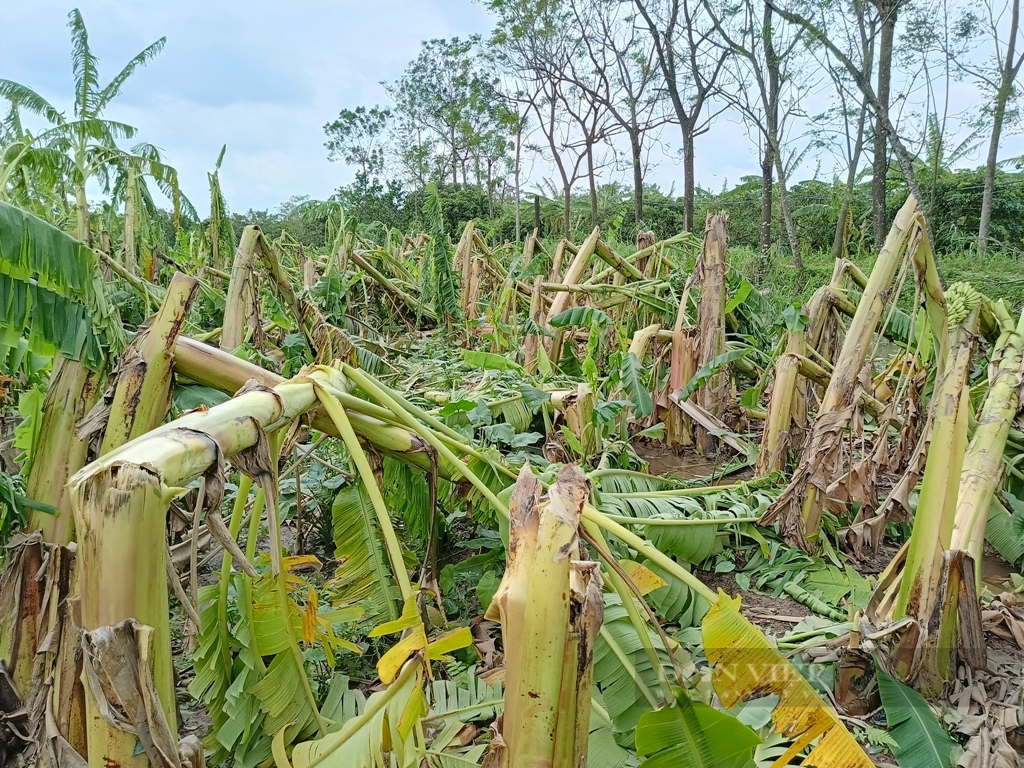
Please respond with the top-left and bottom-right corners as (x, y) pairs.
(4, 187), (1024, 768)
(6, 1), (1024, 766)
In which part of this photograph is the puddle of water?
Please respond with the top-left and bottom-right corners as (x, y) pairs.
(983, 550), (1017, 591)
(633, 443), (735, 481)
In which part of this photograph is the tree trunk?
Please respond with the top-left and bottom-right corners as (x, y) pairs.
(872, 1), (897, 247)
(760, 149), (774, 270)
(486, 159), (494, 220)
(451, 127), (459, 186)
(587, 143), (598, 229)
(563, 186), (572, 240)
(832, 198), (851, 261)
(515, 122), (524, 242)
(534, 195), (541, 237)
(761, 0), (780, 271)
(776, 164), (803, 271)
(75, 184), (92, 247)
(979, 105), (1008, 257)
(682, 123), (696, 232)
(979, 0), (1020, 257)
(630, 127), (644, 223)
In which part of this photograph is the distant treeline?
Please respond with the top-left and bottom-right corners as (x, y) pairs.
(229, 165), (1024, 259)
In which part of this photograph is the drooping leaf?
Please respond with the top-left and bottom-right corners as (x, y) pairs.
(173, 383), (231, 412)
(427, 666), (503, 726)
(588, 692), (633, 768)
(490, 396), (532, 432)
(549, 305), (614, 328)
(424, 183), (461, 324)
(326, 483), (401, 623)
(463, 349), (524, 372)
(987, 496), (1024, 567)
(875, 663), (957, 768)
(620, 352), (653, 418)
(725, 279), (752, 314)
(701, 592), (874, 767)
(644, 560), (709, 627)
(595, 400), (632, 425)
(597, 493), (729, 564)
(519, 383), (551, 411)
(286, 662), (426, 768)
(383, 456), (435, 544)
(0, 200), (124, 369)
(677, 348), (750, 402)
(593, 592), (680, 739)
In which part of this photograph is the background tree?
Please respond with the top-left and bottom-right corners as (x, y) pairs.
(939, 0), (1024, 255)
(632, 0), (728, 231)
(385, 36), (512, 192)
(868, 0), (909, 246)
(565, 0), (672, 225)
(323, 105), (392, 182)
(706, 0), (810, 268)
(770, 1), (930, 232)
(486, 0), (598, 237)
(0, 8), (181, 247)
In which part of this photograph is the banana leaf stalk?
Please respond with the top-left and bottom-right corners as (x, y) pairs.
(895, 285), (981, 622)
(25, 356), (103, 542)
(546, 227), (601, 324)
(484, 466), (603, 768)
(757, 330), (803, 475)
(595, 239), (644, 281)
(950, 302), (1024, 576)
(349, 249), (432, 321)
(171, 336), (452, 475)
(523, 276), (544, 374)
(589, 231), (691, 284)
(221, 226), (260, 351)
(91, 273), (199, 455)
(456, 220), (475, 312)
(694, 212), (729, 454)
(863, 284), (985, 694)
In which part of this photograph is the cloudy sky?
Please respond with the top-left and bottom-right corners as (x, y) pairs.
(1, 1), (499, 211)
(2, 1), (1017, 214)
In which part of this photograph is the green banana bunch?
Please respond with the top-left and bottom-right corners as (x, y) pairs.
(945, 281), (981, 327)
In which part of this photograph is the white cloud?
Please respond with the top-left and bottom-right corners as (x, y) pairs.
(0, 0), (493, 211)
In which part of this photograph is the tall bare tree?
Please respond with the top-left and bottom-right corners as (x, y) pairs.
(705, 0), (810, 269)
(938, 0), (1024, 255)
(769, 1), (929, 232)
(487, 0), (609, 237)
(868, 0), (908, 245)
(801, 1), (877, 259)
(633, 0), (728, 231)
(565, 0), (672, 224)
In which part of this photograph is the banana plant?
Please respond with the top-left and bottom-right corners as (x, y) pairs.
(0, 9), (181, 247)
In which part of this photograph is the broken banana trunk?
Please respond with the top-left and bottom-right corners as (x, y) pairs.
(761, 196), (933, 551)
(484, 465), (603, 768)
(66, 365), (354, 767)
(869, 284), (992, 695)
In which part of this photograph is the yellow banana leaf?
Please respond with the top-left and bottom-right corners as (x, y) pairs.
(702, 591), (873, 768)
